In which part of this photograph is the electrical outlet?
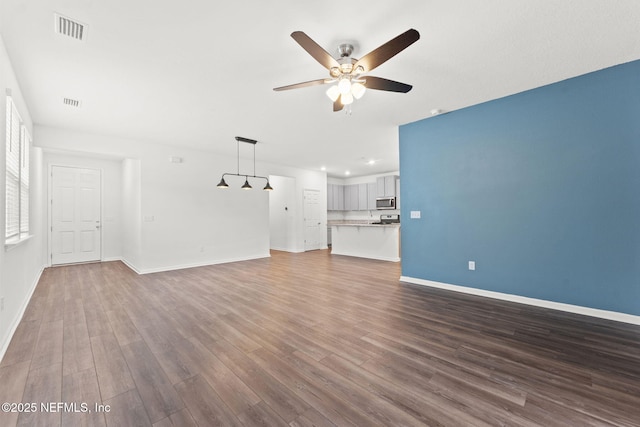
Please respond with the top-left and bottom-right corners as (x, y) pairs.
(410, 210), (421, 219)
(468, 261), (476, 271)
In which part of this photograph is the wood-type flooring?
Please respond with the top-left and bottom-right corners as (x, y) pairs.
(1, 250), (639, 426)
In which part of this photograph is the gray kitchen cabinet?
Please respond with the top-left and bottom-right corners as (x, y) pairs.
(384, 175), (397, 197)
(376, 177), (386, 197)
(343, 185), (351, 210)
(333, 184), (344, 210)
(327, 184), (334, 210)
(349, 184), (359, 210)
(343, 184), (359, 211)
(376, 175), (399, 198)
(358, 183), (368, 210)
(367, 183), (377, 210)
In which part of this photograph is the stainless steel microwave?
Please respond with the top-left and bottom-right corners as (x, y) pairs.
(375, 197), (396, 210)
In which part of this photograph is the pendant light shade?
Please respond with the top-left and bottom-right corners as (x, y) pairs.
(263, 181), (273, 191)
(216, 176), (229, 188)
(241, 178), (253, 190)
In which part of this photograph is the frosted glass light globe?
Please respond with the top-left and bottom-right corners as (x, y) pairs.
(338, 78), (352, 95)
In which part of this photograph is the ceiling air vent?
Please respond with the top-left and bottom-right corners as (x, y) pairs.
(63, 98), (82, 108)
(54, 13), (86, 41)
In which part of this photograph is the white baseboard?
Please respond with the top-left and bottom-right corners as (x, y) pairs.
(400, 276), (640, 326)
(119, 257), (142, 274)
(134, 253), (272, 275)
(0, 264), (46, 363)
(270, 246), (304, 253)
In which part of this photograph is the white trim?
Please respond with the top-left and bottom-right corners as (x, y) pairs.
(122, 253), (272, 275)
(270, 246), (305, 253)
(0, 265), (45, 363)
(400, 276), (640, 326)
(120, 257), (142, 275)
(4, 234), (34, 251)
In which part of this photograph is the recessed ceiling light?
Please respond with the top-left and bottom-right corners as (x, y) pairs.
(345, 171), (351, 176)
(367, 159), (376, 165)
(320, 166), (326, 171)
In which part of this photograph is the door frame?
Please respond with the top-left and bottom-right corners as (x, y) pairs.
(48, 164), (104, 267)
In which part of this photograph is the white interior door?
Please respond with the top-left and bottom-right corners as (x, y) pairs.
(269, 175), (297, 252)
(303, 189), (322, 251)
(51, 166), (102, 265)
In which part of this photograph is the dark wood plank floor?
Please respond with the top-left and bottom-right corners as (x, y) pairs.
(1, 250), (639, 426)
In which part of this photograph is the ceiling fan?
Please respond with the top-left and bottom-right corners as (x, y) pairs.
(274, 29), (420, 112)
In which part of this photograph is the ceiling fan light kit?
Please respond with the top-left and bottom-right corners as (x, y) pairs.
(217, 136), (273, 191)
(274, 29), (420, 111)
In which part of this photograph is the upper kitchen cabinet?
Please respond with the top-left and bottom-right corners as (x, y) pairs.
(377, 175), (398, 197)
(329, 178), (397, 211)
(332, 184), (344, 210)
(358, 183), (368, 210)
(367, 183), (377, 210)
(343, 184), (359, 211)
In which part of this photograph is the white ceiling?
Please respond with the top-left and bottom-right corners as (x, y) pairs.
(2, 0), (640, 177)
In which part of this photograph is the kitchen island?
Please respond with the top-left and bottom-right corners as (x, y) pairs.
(330, 223), (400, 262)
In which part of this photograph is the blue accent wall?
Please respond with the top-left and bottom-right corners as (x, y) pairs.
(399, 60), (640, 316)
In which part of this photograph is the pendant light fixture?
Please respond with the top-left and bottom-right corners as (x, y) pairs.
(217, 136), (273, 191)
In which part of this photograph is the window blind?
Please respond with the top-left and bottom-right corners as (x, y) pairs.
(5, 96), (29, 241)
(20, 127), (30, 233)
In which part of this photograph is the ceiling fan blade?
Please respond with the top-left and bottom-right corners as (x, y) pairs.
(353, 29), (420, 73)
(273, 78), (327, 91)
(364, 76), (413, 93)
(333, 96), (343, 112)
(291, 31), (340, 71)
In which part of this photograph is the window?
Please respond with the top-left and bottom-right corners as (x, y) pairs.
(5, 95), (30, 243)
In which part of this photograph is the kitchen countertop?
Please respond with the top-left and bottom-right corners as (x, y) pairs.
(331, 223), (400, 227)
(328, 220), (400, 227)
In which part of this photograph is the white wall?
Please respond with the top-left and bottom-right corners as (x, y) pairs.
(0, 32), (46, 360)
(122, 158), (142, 269)
(269, 175), (297, 252)
(35, 125), (275, 273)
(138, 144), (270, 272)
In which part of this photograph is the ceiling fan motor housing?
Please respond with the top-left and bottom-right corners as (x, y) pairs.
(337, 43), (354, 58)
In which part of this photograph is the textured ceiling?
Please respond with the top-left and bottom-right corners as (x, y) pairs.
(2, 0), (640, 177)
